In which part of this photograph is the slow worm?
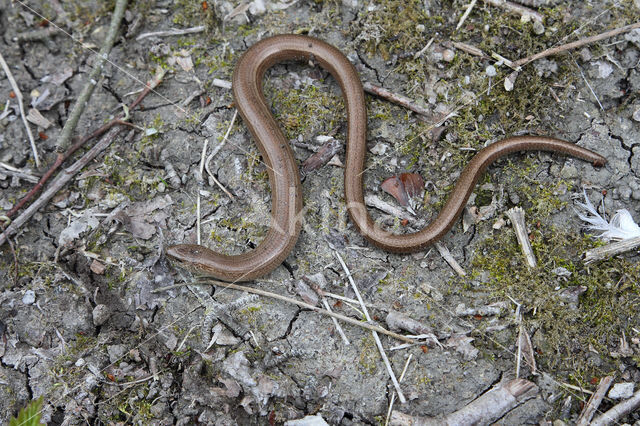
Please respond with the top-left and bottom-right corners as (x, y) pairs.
(167, 34), (606, 282)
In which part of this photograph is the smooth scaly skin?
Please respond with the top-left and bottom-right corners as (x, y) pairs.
(166, 34), (607, 282)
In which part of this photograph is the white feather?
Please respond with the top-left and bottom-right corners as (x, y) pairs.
(576, 189), (640, 241)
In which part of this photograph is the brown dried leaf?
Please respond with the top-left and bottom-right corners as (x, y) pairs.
(380, 176), (409, 207)
(399, 172), (424, 197)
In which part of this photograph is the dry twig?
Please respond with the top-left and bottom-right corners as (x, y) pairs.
(482, 0), (543, 23)
(152, 280), (415, 344)
(591, 389), (640, 426)
(0, 51), (40, 167)
(385, 354), (413, 426)
(363, 82), (431, 118)
(584, 234), (640, 263)
(513, 22), (640, 68)
(391, 378), (539, 425)
(456, 0), (477, 31)
(136, 25), (206, 41)
(204, 110), (237, 200)
(506, 207), (536, 268)
(576, 375), (614, 426)
(55, 0), (129, 154)
(3, 69), (163, 223)
(435, 242), (466, 276)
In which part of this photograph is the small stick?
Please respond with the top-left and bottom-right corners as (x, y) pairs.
(304, 275), (350, 344)
(0, 162), (39, 183)
(322, 290), (376, 309)
(482, 0), (543, 23)
(583, 235), (640, 263)
(212, 79), (232, 90)
(517, 324), (536, 377)
(491, 52), (517, 70)
(513, 22), (640, 68)
(335, 251), (407, 404)
(558, 381), (594, 396)
(0, 51), (40, 168)
(321, 298), (350, 345)
(55, 0), (129, 154)
(362, 82), (431, 118)
(391, 378), (539, 425)
(435, 242), (466, 276)
(591, 389), (640, 426)
(384, 354), (413, 426)
(413, 37), (434, 60)
(365, 195), (414, 221)
(204, 110), (237, 200)
(576, 375), (614, 426)
(136, 25), (206, 41)
(452, 41), (488, 58)
(152, 281), (414, 344)
(456, 0), (477, 31)
(506, 207), (536, 268)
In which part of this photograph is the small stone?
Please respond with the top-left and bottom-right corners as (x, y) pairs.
(632, 107), (640, 122)
(595, 60), (613, 79)
(608, 382), (634, 400)
(416, 24), (425, 32)
(92, 304), (111, 326)
(22, 290), (36, 305)
(284, 415), (329, 426)
(370, 142), (389, 156)
(75, 358), (86, 367)
(442, 49), (455, 62)
(485, 65), (497, 77)
(90, 260), (105, 275)
(532, 20), (545, 35)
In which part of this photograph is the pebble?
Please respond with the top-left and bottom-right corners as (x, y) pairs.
(22, 290), (36, 305)
(532, 20), (545, 35)
(370, 142), (389, 156)
(442, 49), (455, 62)
(608, 382), (634, 400)
(92, 304), (111, 326)
(285, 415), (329, 426)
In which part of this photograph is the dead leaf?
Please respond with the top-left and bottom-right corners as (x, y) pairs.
(27, 108), (52, 129)
(399, 173), (424, 197)
(381, 172), (424, 207)
(381, 176), (409, 206)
